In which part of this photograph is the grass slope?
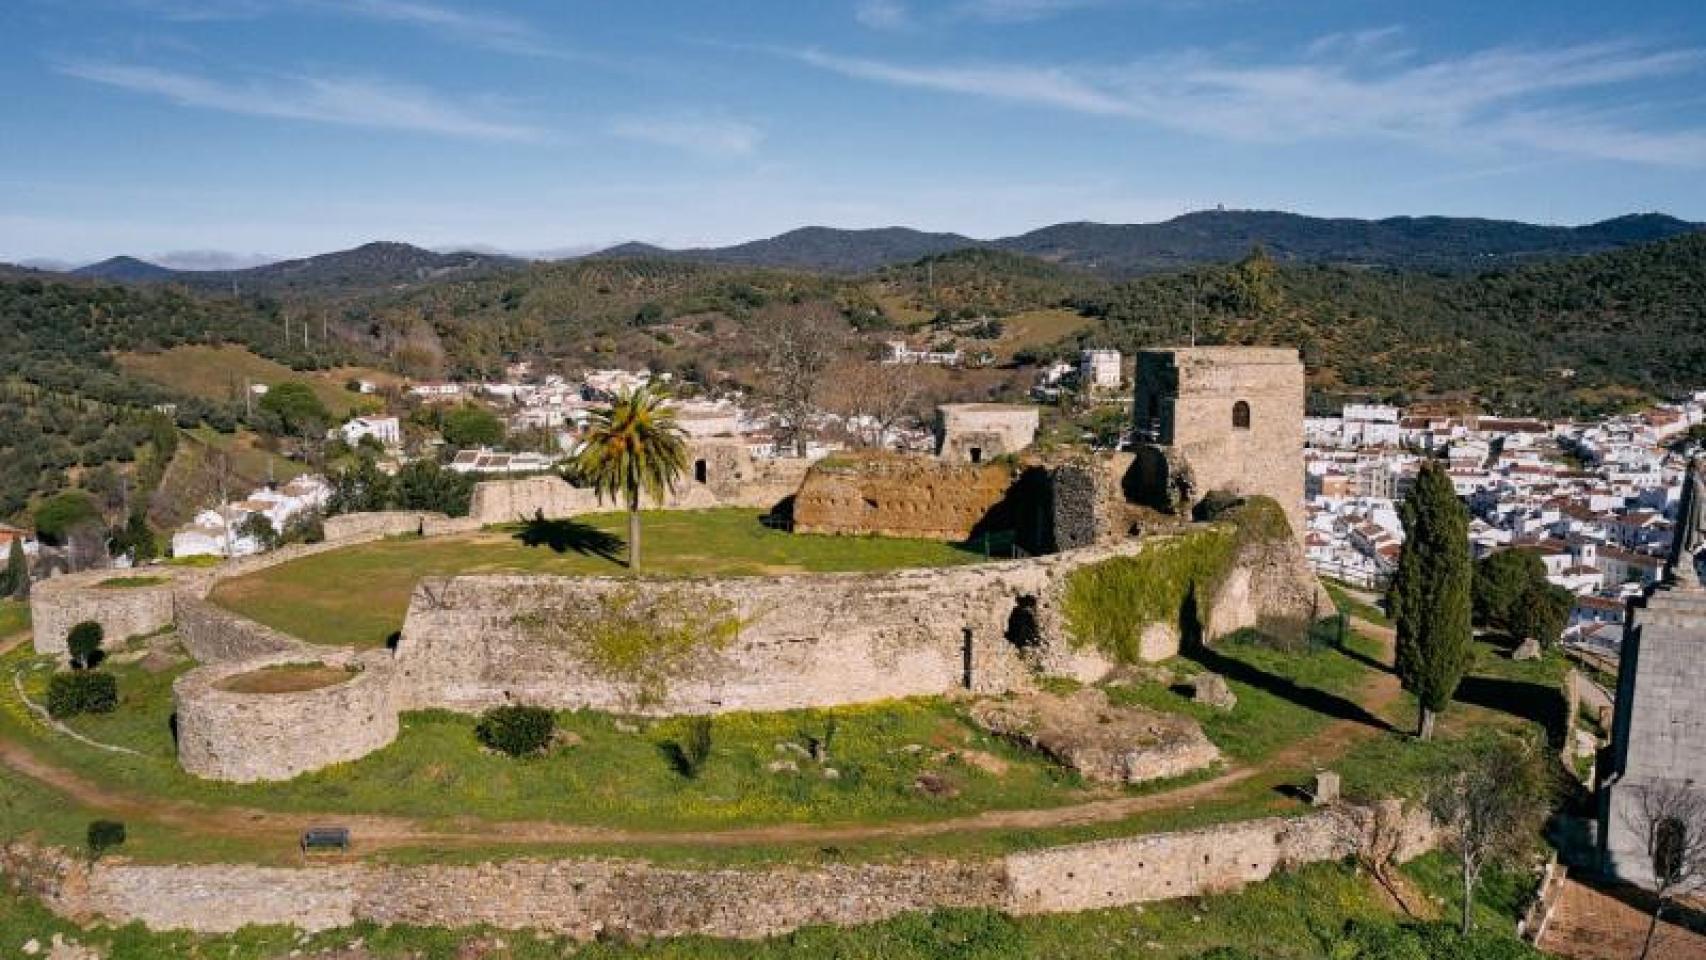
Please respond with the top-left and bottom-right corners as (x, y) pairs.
(117, 344), (387, 418)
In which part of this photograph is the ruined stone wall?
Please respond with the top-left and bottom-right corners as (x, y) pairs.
(173, 597), (311, 664)
(389, 546), (1127, 714)
(1016, 454), (1140, 554)
(173, 650), (398, 782)
(1004, 811), (1353, 913)
(1003, 805), (1438, 915)
(1132, 347), (1307, 538)
(7, 805), (1437, 938)
(792, 453), (1017, 540)
(29, 571), (178, 656)
(323, 511), (437, 542)
(468, 443), (809, 526)
(1203, 524), (1335, 641)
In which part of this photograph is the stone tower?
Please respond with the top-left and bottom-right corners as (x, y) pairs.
(1129, 346), (1306, 538)
(1600, 457), (1706, 885)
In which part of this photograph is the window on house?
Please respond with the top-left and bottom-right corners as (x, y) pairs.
(1232, 400), (1251, 430)
(969, 447), (983, 463)
(694, 459), (708, 484)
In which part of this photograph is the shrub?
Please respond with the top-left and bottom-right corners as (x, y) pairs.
(664, 716), (715, 779)
(66, 620), (104, 668)
(87, 820), (126, 858)
(474, 705), (555, 757)
(47, 671), (118, 718)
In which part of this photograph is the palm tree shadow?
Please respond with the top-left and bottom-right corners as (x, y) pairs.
(514, 514), (624, 561)
(1181, 587), (1395, 734)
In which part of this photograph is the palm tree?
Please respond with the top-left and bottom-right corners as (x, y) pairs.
(572, 386), (688, 569)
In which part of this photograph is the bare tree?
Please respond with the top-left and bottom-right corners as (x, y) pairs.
(753, 303), (845, 457)
(1623, 779), (1706, 959)
(1426, 734), (1552, 935)
(823, 359), (923, 450)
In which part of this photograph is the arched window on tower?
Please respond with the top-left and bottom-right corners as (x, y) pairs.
(1232, 400), (1251, 430)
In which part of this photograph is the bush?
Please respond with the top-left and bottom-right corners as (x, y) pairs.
(474, 705), (554, 757)
(87, 820), (126, 858)
(66, 620), (103, 669)
(47, 671), (118, 718)
(664, 716), (715, 779)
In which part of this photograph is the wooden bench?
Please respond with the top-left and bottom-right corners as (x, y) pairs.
(300, 826), (350, 857)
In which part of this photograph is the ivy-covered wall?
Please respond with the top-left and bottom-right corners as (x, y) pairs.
(1060, 497), (1307, 662)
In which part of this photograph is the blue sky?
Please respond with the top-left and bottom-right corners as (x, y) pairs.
(3, 0), (1704, 266)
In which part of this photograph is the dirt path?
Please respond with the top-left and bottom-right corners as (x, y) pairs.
(0, 620), (1403, 855)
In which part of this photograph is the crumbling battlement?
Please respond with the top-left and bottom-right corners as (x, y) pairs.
(791, 453), (1017, 541)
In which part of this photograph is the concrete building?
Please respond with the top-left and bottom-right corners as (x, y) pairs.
(1079, 349), (1122, 391)
(338, 416), (401, 447)
(934, 404), (1039, 464)
(1129, 346), (1307, 538)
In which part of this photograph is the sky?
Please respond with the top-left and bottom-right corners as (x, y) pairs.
(2, 0), (1704, 267)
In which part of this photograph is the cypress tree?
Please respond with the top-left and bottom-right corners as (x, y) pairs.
(1390, 460), (1474, 740)
(1, 538), (24, 599)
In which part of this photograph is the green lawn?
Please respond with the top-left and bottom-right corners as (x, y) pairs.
(7, 645), (1097, 834)
(1104, 630), (1384, 762)
(210, 509), (983, 648)
(0, 599), (27, 639)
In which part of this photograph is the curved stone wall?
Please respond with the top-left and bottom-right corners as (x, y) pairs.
(174, 597), (311, 664)
(173, 650), (398, 783)
(29, 570), (180, 656)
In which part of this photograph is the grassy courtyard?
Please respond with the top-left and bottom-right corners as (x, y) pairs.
(210, 509), (983, 648)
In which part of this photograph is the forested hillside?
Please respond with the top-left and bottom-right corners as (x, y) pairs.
(1069, 233), (1706, 416)
(4, 229), (1706, 523)
(0, 276), (364, 519)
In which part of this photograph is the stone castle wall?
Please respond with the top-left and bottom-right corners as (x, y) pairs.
(389, 542), (1148, 716)
(173, 597), (312, 664)
(173, 650), (398, 783)
(792, 454), (1017, 541)
(1132, 347), (1307, 538)
(29, 571), (179, 656)
(7, 805), (1434, 938)
(467, 445), (810, 526)
(168, 514), (1326, 779)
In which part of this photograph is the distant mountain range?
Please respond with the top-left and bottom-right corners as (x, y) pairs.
(21, 210), (1704, 291)
(594, 211), (1703, 275)
(67, 241), (522, 296)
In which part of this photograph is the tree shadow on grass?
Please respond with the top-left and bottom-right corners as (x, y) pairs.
(1181, 587), (1396, 734)
(1453, 675), (1570, 746)
(513, 516), (624, 561)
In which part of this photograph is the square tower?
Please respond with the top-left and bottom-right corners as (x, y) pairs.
(1130, 346), (1306, 537)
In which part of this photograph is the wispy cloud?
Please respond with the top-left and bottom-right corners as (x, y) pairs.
(611, 115), (763, 158)
(955, 0), (1107, 22)
(854, 0), (911, 31)
(127, 0), (566, 57)
(792, 40), (1706, 166)
(336, 0), (559, 57)
(58, 61), (544, 141)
